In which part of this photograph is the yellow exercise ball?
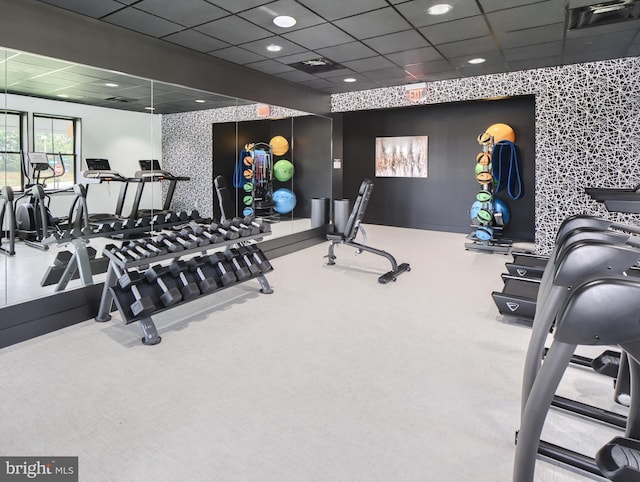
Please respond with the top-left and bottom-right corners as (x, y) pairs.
(484, 123), (516, 143)
(270, 135), (289, 156)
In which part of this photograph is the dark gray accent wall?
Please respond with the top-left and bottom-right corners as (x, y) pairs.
(0, 0), (330, 116)
(341, 96), (536, 241)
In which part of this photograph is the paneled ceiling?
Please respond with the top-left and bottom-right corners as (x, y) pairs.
(4, 0), (640, 113)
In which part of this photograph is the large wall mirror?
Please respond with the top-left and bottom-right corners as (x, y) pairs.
(0, 48), (332, 309)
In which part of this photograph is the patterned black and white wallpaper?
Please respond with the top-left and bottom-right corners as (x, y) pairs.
(163, 57), (640, 254)
(333, 57), (640, 254)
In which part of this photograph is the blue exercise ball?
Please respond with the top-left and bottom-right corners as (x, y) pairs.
(272, 188), (297, 214)
(494, 198), (511, 226)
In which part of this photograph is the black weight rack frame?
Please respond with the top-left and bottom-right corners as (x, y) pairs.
(95, 229), (273, 345)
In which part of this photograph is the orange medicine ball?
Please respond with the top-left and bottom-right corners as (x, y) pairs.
(269, 135), (289, 156)
(484, 123), (516, 143)
(476, 152), (491, 165)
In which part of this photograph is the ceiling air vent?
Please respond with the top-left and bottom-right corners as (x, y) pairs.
(288, 57), (345, 74)
(567, 0), (640, 30)
(104, 96), (137, 102)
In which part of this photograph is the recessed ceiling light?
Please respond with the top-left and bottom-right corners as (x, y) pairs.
(427, 4), (452, 15)
(273, 15), (296, 28)
(343, 78), (357, 83)
(266, 44), (283, 52)
(195, 99), (206, 103)
(104, 83), (119, 87)
(57, 94), (69, 98)
(468, 57), (486, 64)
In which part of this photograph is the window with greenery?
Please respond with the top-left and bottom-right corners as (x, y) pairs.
(0, 111), (24, 191)
(33, 114), (78, 190)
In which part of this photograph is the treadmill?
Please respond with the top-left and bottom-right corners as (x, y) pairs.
(80, 158), (130, 223)
(127, 159), (189, 219)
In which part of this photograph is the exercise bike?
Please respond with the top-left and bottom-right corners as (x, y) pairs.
(15, 152), (87, 250)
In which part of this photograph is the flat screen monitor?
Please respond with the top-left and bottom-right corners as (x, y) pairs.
(139, 159), (161, 171)
(27, 152), (50, 170)
(86, 158), (111, 171)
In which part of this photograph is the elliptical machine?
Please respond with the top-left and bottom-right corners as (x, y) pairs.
(15, 152), (86, 250)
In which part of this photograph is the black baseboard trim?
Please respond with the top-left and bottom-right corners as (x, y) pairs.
(0, 227), (329, 350)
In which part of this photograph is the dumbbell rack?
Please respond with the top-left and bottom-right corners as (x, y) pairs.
(95, 230), (273, 345)
(41, 213), (205, 292)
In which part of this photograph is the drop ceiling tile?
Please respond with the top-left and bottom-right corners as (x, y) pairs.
(437, 36), (498, 58)
(422, 70), (461, 81)
(162, 30), (230, 52)
(195, 16), (273, 44)
(240, 37), (307, 58)
(313, 68), (353, 79)
(205, 0), (272, 14)
(486, 1), (565, 33)
(239, 0), (325, 33)
(362, 66), (412, 81)
(565, 30), (637, 53)
(245, 59), (296, 75)
(135, 0), (229, 27)
(396, 0), (482, 28)
(296, 0), (388, 21)
(504, 41), (562, 62)
(298, 78), (334, 90)
(275, 52), (321, 64)
(209, 46), (266, 64)
(496, 23), (565, 49)
(567, 18), (640, 38)
(341, 56), (396, 72)
(479, 0), (548, 13)
(282, 23), (355, 49)
(507, 56), (562, 72)
(314, 42), (378, 62)
(419, 16), (490, 44)
(273, 70), (318, 82)
(403, 59), (453, 76)
(103, 7), (183, 37)
(563, 48), (624, 65)
(448, 51), (505, 68)
(385, 46), (443, 66)
(362, 29), (429, 55)
(36, 0), (123, 18)
(333, 7), (413, 40)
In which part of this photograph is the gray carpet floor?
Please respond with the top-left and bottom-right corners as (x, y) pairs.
(0, 225), (624, 481)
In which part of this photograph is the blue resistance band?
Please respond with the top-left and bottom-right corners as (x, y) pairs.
(492, 140), (523, 200)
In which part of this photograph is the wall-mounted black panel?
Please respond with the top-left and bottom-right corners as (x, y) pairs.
(341, 96), (535, 241)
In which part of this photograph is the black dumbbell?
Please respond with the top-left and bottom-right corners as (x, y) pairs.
(121, 219), (136, 230)
(96, 223), (114, 234)
(174, 211), (190, 222)
(173, 234), (198, 250)
(207, 252), (237, 286)
(210, 222), (240, 240)
(246, 245), (273, 272)
(180, 227), (210, 247)
(105, 244), (129, 264)
(230, 217), (260, 236)
(109, 220), (123, 231)
(118, 270), (156, 317)
(222, 220), (251, 237)
(185, 257), (220, 293)
(243, 216), (271, 233)
(224, 249), (251, 281)
(131, 239), (167, 257)
(126, 241), (158, 258)
(192, 225), (224, 244)
(168, 261), (201, 300)
(188, 210), (201, 221)
(144, 265), (183, 307)
(134, 216), (151, 228)
(154, 233), (184, 253)
(236, 246), (262, 275)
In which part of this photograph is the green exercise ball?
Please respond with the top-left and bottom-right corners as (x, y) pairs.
(273, 159), (294, 182)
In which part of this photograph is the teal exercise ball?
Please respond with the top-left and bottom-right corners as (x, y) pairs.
(273, 159), (294, 182)
(272, 188), (297, 214)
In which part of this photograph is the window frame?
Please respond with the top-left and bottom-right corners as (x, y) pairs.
(32, 113), (80, 190)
